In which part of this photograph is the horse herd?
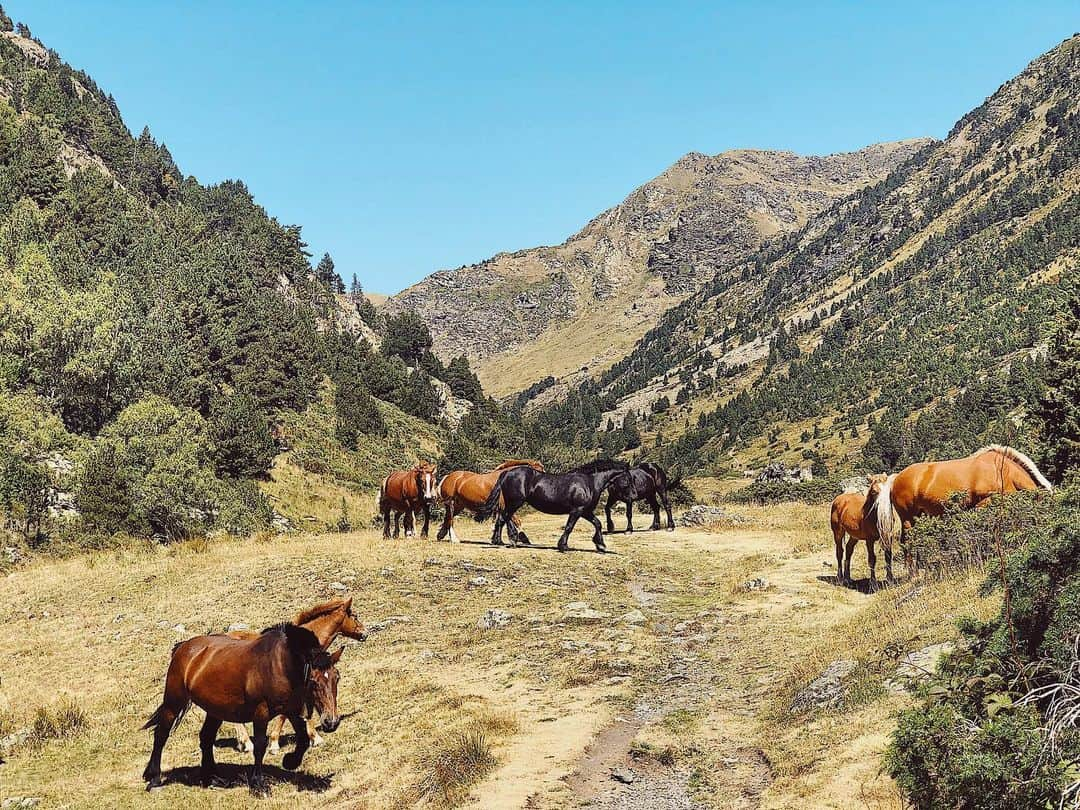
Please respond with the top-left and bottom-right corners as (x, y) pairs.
(378, 458), (678, 551)
(142, 445), (1052, 794)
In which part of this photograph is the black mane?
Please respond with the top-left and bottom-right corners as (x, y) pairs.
(260, 623), (328, 665)
(564, 458), (630, 475)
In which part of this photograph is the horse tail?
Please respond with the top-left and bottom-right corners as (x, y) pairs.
(978, 444), (1054, 492)
(474, 475), (504, 523)
(874, 473), (898, 544)
(141, 700), (189, 732)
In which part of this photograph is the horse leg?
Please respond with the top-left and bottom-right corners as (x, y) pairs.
(267, 715), (286, 754)
(249, 717), (270, 796)
(884, 542), (896, 586)
(557, 513), (581, 553)
(404, 508), (415, 538)
(511, 512), (530, 545)
(586, 511), (607, 552)
(143, 703), (180, 789)
(308, 715), (324, 747)
(234, 722), (253, 753)
(437, 500), (452, 541)
(833, 527), (846, 584)
(624, 499), (635, 533)
(502, 507), (520, 548)
(662, 492), (675, 531)
(382, 503), (391, 539)
(392, 511), (401, 539)
(199, 715), (224, 785)
(605, 494), (616, 534)
(490, 509), (505, 546)
(866, 537), (879, 592)
(647, 495), (661, 531)
(420, 503), (430, 538)
(844, 536), (858, 584)
(281, 714), (310, 771)
(902, 520), (916, 579)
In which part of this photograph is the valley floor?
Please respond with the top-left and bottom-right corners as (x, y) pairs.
(0, 504), (997, 809)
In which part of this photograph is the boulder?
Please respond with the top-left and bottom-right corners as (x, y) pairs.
(791, 659), (856, 713)
(562, 602), (610, 624)
(619, 609), (647, 625)
(477, 609), (512, 630)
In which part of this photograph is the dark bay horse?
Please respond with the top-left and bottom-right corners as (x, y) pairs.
(476, 459), (629, 552)
(143, 624), (342, 795)
(229, 597), (365, 755)
(604, 462), (677, 533)
(437, 459), (545, 543)
(876, 445), (1053, 576)
(379, 461), (438, 538)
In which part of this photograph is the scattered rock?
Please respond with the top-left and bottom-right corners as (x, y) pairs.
(562, 602), (610, 624)
(679, 505), (748, 527)
(329, 581), (347, 592)
(612, 767), (637, 784)
(4, 546), (27, 566)
(461, 560), (495, 573)
(839, 474), (870, 493)
(0, 729), (31, 752)
(886, 642), (954, 692)
(742, 577), (770, 592)
(378, 567), (395, 578)
(270, 512), (292, 533)
(477, 609), (512, 630)
(423, 557), (443, 567)
(417, 649), (436, 663)
(2, 798), (41, 809)
(791, 659), (856, 713)
(619, 609), (647, 626)
(468, 576), (490, 587)
(367, 615), (413, 633)
(172, 624), (187, 634)
(227, 623), (250, 633)
(757, 463), (812, 482)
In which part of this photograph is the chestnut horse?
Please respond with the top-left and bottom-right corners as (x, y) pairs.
(229, 597), (365, 755)
(436, 459), (545, 543)
(830, 474), (898, 588)
(379, 461), (438, 538)
(876, 445), (1053, 574)
(143, 624), (342, 795)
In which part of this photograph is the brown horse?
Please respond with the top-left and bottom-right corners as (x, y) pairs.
(379, 461), (438, 538)
(876, 445), (1053, 574)
(830, 474), (898, 588)
(229, 597), (365, 755)
(143, 624), (342, 795)
(436, 459), (545, 543)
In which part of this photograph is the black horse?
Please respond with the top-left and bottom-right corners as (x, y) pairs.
(604, 462), (678, 533)
(475, 459), (629, 552)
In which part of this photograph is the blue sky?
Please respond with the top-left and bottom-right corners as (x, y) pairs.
(7, 2), (1077, 293)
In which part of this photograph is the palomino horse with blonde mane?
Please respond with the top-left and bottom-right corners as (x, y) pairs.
(830, 474), (899, 589)
(875, 445), (1054, 575)
(436, 459), (545, 543)
(379, 461), (438, 538)
(230, 597), (366, 755)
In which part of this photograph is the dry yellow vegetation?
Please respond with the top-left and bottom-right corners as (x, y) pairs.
(0, 503), (997, 809)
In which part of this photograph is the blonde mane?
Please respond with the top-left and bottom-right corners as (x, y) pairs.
(975, 444), (1054, 491)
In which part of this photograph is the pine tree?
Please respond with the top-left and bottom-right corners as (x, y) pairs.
(1037, 294), (1080, 481)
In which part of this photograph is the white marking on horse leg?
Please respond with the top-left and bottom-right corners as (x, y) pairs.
(450, 525), (459, 543)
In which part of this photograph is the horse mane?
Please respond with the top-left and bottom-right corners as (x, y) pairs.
(294, 599), (347, 625)
(975, 445), (1054, 491)
(260, 623), (324, 661)
(565, 458), (630, 475)
(493, 459), (544, 472)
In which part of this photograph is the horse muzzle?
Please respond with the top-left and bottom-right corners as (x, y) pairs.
(318, 714), (341, 733)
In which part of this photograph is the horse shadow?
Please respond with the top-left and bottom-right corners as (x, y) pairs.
(158, 763), (333, 793)
(817, 575), (877, 595)
(456, 539), (615, 554)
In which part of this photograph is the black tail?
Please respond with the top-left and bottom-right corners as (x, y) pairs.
(141, 701), (189, 732)
(474, 476), (504, 522)
(665, 475), (682, 493)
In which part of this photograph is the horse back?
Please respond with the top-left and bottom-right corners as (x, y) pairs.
(382, 469), (419, 508)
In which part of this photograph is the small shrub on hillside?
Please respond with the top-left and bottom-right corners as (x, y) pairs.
(725, 475), (843, 505)
(28, 697), (88, 749)
(414, 728), (497, 806)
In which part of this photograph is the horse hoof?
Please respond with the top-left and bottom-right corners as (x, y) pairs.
(557, 546), (568, 553)
(237, 739), (253, 754)
(491, 538), (504, 546)
(282, 752), (302, 771)
(311, 733), (324, 747)
(268, 741), (280, 755)
(249, 776), (271, 798)
(144, 773), (164, 791)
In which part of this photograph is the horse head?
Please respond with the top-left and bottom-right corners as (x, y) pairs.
(306, 647), (343, 733)
(338, 596), (367, 642)
(414, 461), (438, 504)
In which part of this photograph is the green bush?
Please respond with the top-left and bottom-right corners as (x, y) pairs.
(886, 488), (1080, 808)
(725, 475), (843, 505)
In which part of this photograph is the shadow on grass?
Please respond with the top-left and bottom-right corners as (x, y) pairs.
(456, 538), (616, 554)
(157, 763), (333, 794)
(816, 574), (908, 594)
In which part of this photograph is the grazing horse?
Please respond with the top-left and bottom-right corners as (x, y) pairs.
(476, 459), (630, 552)
(604, 462), (678, 533)
(229, 597), (366, 755)
(830, 474), (898, 588)
(436, 459), (545, 543)
(142, 624), (342, 795)
(876, 445), (1054, 574)
(379, 461), (438, 538)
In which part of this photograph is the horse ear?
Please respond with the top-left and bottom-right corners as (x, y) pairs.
(330, 647), (344, 664)
(343, 596), (353, 612)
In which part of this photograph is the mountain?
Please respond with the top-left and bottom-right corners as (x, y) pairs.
(387, 141), (929, 396)
(558, 34), (1080, 476)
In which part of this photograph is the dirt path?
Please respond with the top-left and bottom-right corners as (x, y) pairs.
(467, 523), (871, 809)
